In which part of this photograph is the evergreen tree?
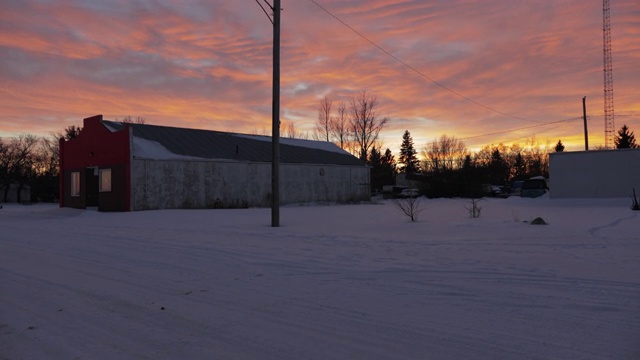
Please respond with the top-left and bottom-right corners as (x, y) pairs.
(462, 154), (473, 171)
(381, 148), (397, 184)
(489, 148), (509, 184)
(614, 124), (638, 149)
(512, 152), (527, 180)
(398, 130), (419, 173)
(369, 147), (396, 191)
(554, 139), (565, 152)
(461, 154), (482, 198)
(368, 147), (381, 166)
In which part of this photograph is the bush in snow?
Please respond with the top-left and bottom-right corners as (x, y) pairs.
(394, 193), (424, 222)
(465, 198), (482, 218)
(632, 188), (640, 211)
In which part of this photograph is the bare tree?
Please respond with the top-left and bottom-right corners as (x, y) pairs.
(283, 121), (307, 139)
(465, 198), (482, 218)
(251, 127), (270, 136)
(473, 144), (492, 169)
(0, 134), (39, 202)
(331, 101), (349, 150)
(523, 137), (550, 178)
(120, 116), (146, 124)
(314, 96), (332, 142)
(0, 139), (8, 200)
(421, 134), (468, 172)
(37, 136), (59, 178)
(394, 190), (424, 222)
(350, 90), (389, 161)
(63, 125), (82, 140)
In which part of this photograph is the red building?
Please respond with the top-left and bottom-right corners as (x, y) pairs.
(60, 115), (369, 212)
(59, 115), (131, 211)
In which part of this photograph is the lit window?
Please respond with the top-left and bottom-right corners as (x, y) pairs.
(99, 169), (112, 192)
(71, 172), (80, 197)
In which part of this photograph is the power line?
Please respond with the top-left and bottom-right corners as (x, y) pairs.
(488, 123), (571, 147)
(459, 117), (581, 142)
(414, 116), (582, 149)
(254, 0), (273, 24)
(309, 0), (538, 123)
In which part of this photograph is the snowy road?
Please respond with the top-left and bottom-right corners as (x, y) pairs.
(1, 197), (639, 359)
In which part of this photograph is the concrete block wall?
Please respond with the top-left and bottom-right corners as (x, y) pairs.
(131, 159), (370, 210)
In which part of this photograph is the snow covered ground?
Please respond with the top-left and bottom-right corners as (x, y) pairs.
(1, 196), (639, 359)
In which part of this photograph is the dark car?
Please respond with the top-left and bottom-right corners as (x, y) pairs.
(521, 177), (549, 198)
(510, 180), (524, 196)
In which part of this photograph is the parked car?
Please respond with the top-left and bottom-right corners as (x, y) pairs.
(521, 177), (549, 198)
(397, 188), (420, 198)
(482, 184), (507, 197)
(510, 180), (524, 197)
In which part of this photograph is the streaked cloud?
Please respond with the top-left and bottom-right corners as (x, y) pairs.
(0, 0), (638, 153)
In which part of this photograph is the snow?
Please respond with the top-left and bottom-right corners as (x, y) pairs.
(132, 136), (208, 161)
(102, 121), (120, 133)
(235, 133), (350, 154)
(131, 133), (349, 161)
(1, 197), (639, 359)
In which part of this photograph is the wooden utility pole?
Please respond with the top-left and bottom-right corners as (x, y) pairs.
(583, 96), (589, 151)
(271, 0), (281, 227)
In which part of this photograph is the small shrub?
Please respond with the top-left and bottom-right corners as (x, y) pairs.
(227, 199), (249, 209)
(632, 188), (640, 211)
(465, 198), (482, 218)
(394, 194), (424, 222)
(345, 195), (361, 204)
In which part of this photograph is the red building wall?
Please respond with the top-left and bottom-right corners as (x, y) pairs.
(59, 115), (131, 211)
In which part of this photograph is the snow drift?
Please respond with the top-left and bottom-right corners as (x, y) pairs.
(1, 197), (638, 359)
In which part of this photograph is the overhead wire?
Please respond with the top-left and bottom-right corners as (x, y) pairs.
(254, 0), (274, 24)
(307, 1), (628, 146)
(458, 117), (582, 142)
(416, 116), (582, 149)
(490, 123), (573, 148)
(309, 0), (537, 123)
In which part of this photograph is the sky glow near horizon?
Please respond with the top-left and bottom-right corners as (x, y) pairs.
(0, 0), (639, 154)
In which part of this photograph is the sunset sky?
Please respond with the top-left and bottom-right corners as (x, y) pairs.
(1, 0), (639, 154)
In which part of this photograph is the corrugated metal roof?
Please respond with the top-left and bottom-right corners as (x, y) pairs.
(102, 120), (365, 166)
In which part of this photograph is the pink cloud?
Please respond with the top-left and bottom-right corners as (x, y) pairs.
(0, 0), (638, 153)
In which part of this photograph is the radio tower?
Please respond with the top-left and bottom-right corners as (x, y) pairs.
(603, 0), (615, 148)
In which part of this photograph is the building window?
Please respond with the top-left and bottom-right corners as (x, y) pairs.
(99, 169), (112, 192)
(71, 172), (80, 197)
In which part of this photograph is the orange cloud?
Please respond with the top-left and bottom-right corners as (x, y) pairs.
(0, 0), (638, 155)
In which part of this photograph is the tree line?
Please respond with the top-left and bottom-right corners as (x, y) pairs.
(1, 99), (637, 203)
(369, 132), (554, 197)
(313, 90), (388, 161)
(313, 92), (637, 197)
(0, 134), (59, 203)
(312, 91), (550, 197)
(0, 116), (144, 204)
(371, 124), (637, 197)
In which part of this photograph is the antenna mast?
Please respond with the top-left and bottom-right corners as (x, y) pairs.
(603, 0), (615, 148)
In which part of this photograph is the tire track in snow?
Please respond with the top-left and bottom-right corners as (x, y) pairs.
(588, 211), (638, 238)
